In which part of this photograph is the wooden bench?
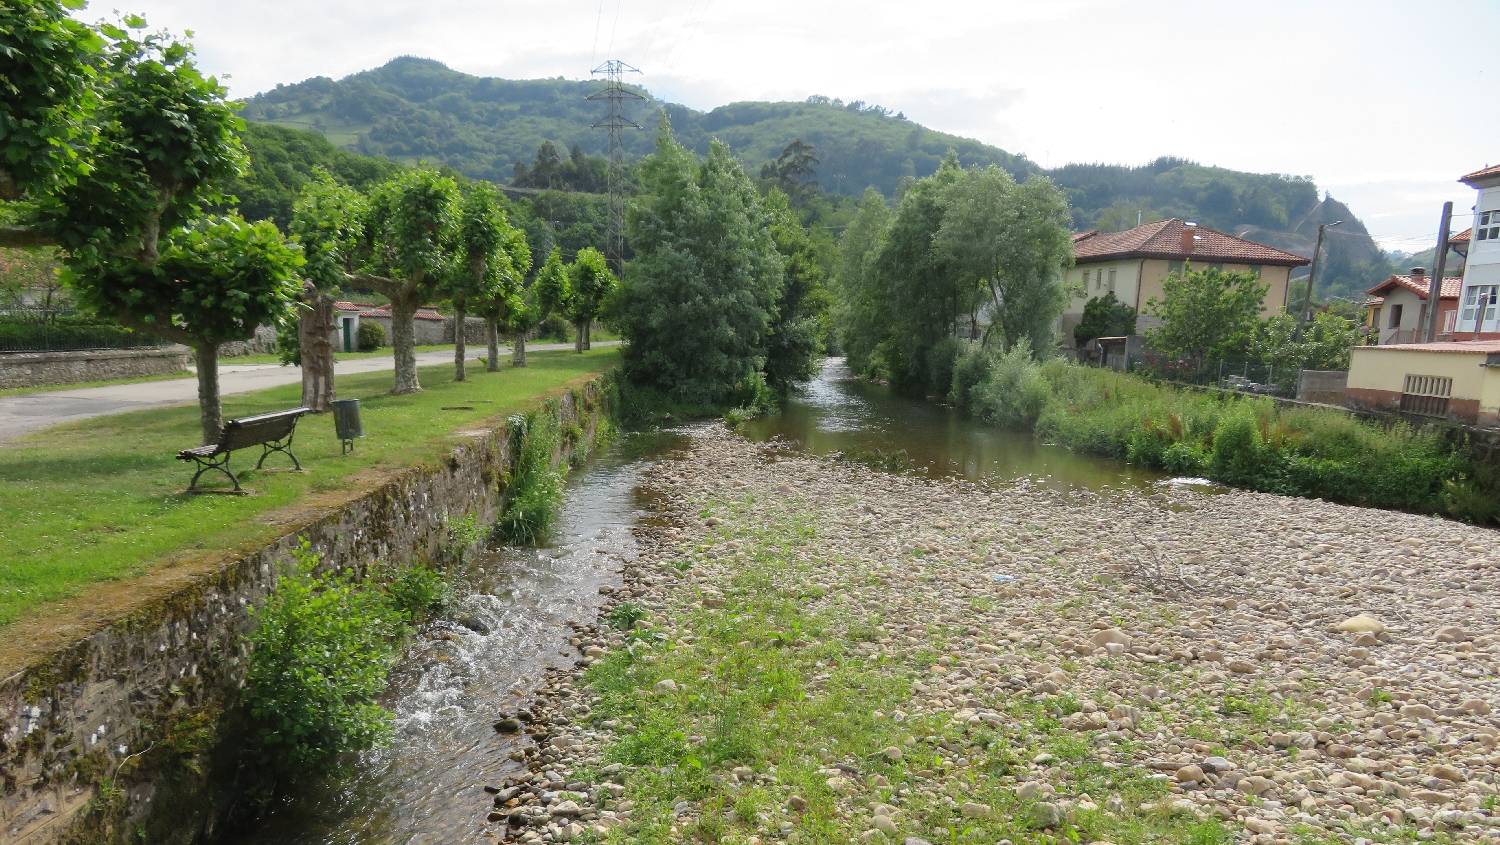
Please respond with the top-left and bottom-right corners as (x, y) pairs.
(177, 407), (311, 493)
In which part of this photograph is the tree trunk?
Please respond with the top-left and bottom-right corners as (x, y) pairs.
(389, 292), (422, 394)
(486, 319), (501, 372)
(299, 284), (337, 412)
(453, 302), (468, 382)
(512, 333), (527, 367)
(195, 343), (222, 446)
(574, 322), (584, 353)
(584, 322), (591, 351)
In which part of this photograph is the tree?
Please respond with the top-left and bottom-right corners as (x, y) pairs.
(70, 216), (303, 442)
(528, 247), (570, 366)
(1073, 292), (1136, 347)
(762, 188), (830, 392)
(759, 139), (820, 204)
(832, 188), (891, 376)
(1143, 265), (1269, 364)
(1250, 310), (1357, 371)
(934, 166), (1074, 354)
(471, 211), (532, 372)
(565, 246), (614, 352)
(445, 183), (516, 381)
(290, 171), (365, 411)
(349, 168), (459, 394)
(614, 115), (783, 407)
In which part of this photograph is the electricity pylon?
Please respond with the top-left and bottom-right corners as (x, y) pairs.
(588, 60), (642, 275)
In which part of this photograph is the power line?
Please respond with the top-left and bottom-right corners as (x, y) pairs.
(590, 0), (606, 69)
(605, 0), (625, 61)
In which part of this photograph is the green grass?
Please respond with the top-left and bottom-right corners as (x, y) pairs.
(220, 344), (454, 366)
(0, 347), (618, 629)
(0, 369), (194, 398)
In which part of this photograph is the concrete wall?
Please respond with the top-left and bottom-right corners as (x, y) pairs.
(1347, 346), (1499, 426)
(0, 375), (613, 845)
(0, 348), (190, 390)
(1296, 369), (1348, 405)
(357, 316), (447, 347)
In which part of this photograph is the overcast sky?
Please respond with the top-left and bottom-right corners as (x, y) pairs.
(95, 0), (1497, 252)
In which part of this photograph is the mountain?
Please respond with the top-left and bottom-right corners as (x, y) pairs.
(241, 56), (1393, 300)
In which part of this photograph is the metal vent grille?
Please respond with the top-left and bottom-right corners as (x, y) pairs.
(1400, 374), (1452, 416)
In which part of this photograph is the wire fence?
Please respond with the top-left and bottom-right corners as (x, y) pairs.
(1136, 356), (1304, 397)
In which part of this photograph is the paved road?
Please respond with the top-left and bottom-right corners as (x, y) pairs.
(0, 342), (607, 443)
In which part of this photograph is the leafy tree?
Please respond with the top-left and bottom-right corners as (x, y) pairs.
(935, 165), (1074, 353)
(349, 168), (460, 394)
(1250, 310), (1357, 371)
(225, 123), (401, 230)
(614, 115), (783, 407)
(564, 246), (614, 352)
(529, 247), (571, 361)
(446, 182), (520, 381)
(69, 216), (304, 442)
(762, 188), (831, 391)
(1073, 292), (1137, 347)
(471, 213), (532, 371)
(290, 172), (365, 410)
(832, 188), (891, 376)
(759, 138), (820, 203)
(512, 142), (607, 193)
(1143, 265), (1269, 365)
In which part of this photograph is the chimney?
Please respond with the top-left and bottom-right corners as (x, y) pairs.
(1411, 267), (1425, 278)
(1181, 221), (1198, 254)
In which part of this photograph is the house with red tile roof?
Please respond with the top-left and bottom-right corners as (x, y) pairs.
(1062, 218), (1309, 345)
(1454, 165), (1500, 341)
(1361, 269), (1464, 345)
(330, 302), (448, 350)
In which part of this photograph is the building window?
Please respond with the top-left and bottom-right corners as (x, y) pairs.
(1370, 307), (1381, 327)
(1388, 303), (1403, 328)
(1167, 260), (1184, 275)
(1479, 210), (1500, 241)
(1107, 268), (1116, 293)
(1208, 263), (1224, 273)
(1460, 284), (1499, 331)
(1400, 374), (1452, 417)
(1248, 265), (1263, 278)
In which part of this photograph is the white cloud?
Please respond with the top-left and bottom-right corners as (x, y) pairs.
(83, 0), (1499, 242)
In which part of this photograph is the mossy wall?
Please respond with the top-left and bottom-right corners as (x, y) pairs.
(0, 374), (613, 845)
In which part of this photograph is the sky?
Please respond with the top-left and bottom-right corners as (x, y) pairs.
(93, 0), (1498, 253)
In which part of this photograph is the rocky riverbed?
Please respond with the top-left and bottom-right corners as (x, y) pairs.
(481, 425), (1499, 845)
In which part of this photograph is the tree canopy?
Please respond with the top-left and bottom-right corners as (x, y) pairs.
(1143, 265), (1270, 364)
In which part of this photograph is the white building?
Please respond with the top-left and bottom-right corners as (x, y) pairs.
(1454, 164), (1500, 340)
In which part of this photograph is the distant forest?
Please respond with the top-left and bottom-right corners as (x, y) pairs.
(239, 56), (1398, 301)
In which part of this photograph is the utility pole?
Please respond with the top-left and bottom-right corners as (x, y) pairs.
(1423, 201), (1454, 343)
(1296, 219), (1342, 340)
(588, 60), (642, 276)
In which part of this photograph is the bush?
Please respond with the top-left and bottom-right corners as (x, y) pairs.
(0, 319), (157, 351)
(384, 562), (450, 624)
(1208, 407), (1278, 488)
(946, 341), (994, 411)
(495, 409), (566, 545)
(243, 542), (402, 782)
(970, 341), (1052, 428)
(538, 314), (570, 343)
(356, 320), (386, 351)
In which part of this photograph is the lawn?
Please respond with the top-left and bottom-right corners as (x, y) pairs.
(0, 347), (619, 629)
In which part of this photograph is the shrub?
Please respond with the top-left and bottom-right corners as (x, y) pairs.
(538, 314), (570, 343)
(383, 562), (450, 624)
(1208, 406), (1280, 488)
(356, 320), (386, 351)
(1161, 441), (1208, 476)
(970, 340), (1053, 428)
(946, 341), (994, 411)
(495, 409), (566, 545)
(244, 542), (402, 782)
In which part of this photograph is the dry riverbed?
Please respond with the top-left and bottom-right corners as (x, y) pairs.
(481, 426), (1500, 845)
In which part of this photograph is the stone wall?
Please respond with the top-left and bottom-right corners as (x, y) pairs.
(0, 375), (613, 845)
(0, 348), (190, 390)
(218, 326), (279, 358)
(444, 316), (488, 345)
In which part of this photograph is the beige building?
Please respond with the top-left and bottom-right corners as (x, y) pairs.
(1062, 218), (1310, 344)
(1346, 340), (1500, 427)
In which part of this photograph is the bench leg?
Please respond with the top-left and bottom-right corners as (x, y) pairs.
(255, 433), (303, 471)
(186, 453), (242, 493)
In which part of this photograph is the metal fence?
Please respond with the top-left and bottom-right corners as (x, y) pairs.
(1137, 357), (1302, 397)
(0, 309), (168, 353)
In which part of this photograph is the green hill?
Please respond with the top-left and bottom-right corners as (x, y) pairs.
(240, 56), (1393, 300)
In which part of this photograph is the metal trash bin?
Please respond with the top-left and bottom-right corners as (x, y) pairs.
(331, 398), (363, 455)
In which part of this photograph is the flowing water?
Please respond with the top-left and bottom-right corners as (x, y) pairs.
(233, 360), (1178, 843)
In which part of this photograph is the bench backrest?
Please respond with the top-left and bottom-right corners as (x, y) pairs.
(218, 408), (310, 453)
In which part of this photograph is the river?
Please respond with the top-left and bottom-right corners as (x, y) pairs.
(229, 359), (1164, 844)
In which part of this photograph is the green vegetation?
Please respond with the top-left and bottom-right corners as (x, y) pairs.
(1073, 292), (1137, 348)
(494, 407), (567, 545)
(224, 122), (403, 229)
(582, 497), (1232, 845)
(0, 347), (619, 629)
(833, 154), (1073, 397)
(1143, 266), (1271, 365)
(356, 319), (386, 351)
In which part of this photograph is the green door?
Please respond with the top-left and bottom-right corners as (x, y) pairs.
(342, 318), (353, 352)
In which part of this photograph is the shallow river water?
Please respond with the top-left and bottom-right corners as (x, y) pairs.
(232, 360), (1166, 843)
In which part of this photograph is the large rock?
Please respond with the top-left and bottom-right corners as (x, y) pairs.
(1335, 614), (1385, 634)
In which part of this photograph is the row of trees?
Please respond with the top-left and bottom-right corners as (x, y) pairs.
(834, 155), (1075, 396)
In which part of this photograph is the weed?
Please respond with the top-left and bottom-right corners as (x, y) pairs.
(608, 601), (649, 630)
(495, 409), (566, 545)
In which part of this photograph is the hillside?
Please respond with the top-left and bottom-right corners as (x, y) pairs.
(241, 57), (1394, 300)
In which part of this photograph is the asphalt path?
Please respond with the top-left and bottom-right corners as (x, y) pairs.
(0, 342), (607, 443)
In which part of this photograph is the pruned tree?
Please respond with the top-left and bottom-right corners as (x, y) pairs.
(290, 171), (365, 410)
(350, 168), (459, 394)
(472, 207), (532, 372)
(446, 183), (508, 381)
(69, 216), (303, 442)
(530, 247), (570, 365)
(565, 246), (614, 352)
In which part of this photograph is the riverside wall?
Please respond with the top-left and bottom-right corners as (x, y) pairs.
(0, 348), (189, 390)
(0, 374), (613, 845)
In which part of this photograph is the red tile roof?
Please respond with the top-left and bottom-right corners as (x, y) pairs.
(333, 302), (445, 321)
(1360, 339), (1500, 353)
(1071, 218), (1309, 266)
(1450, 227), (1471, 245)
(1365, 274), (1464, 300)
(1460, 164), (1500, 186)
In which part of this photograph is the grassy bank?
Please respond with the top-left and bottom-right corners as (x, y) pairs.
(951, 348), (1499, 526)
(0, 347), (619, 629)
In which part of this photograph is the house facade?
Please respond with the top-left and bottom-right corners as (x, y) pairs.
(1361, 269), (1463, 345)
(1346, 340), (1500, 427)
(1062, 218), (1309, 344)
(1454, 164), (1500, 340)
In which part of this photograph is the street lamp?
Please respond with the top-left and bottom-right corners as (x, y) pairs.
(1297, 220), (1342, 337)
